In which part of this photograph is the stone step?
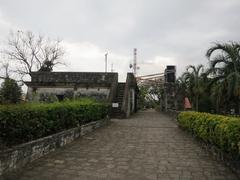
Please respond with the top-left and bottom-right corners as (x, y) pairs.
(117, 94), (123, 96)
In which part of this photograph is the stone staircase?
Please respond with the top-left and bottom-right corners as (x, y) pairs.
(111, 83), (125, 118)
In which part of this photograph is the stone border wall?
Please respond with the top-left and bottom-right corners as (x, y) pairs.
(198, 138), (240, 179)
(178, 126), (240, 179)
(0, 118), (109, 176)
(166, 110), (240, 179)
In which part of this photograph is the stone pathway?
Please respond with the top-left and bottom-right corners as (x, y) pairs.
(2, 110), (238, 180)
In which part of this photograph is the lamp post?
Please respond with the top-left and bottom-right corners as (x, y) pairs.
(105, 53), (108, 72)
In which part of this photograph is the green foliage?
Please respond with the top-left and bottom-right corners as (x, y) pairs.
(198, 94), (212, 113)
(177, 42), (240, 114)
(63, 90), (74, 100)
(138, 85), (149, 109)
(0, 78), (22, 104)
(39, 93), (58, 103)
(0, 100), (109, 146)
(206, 42), (240, 113)
(38, 60), (54, 72)
(181, 64), (204, 111)
(178, 111), (240, 159)
(138, 81), (163, 109)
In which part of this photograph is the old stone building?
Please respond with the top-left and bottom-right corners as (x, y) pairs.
(25, 72), (138, 118)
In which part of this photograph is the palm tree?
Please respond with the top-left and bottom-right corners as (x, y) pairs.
(182, 64), (204, 111)
(175, 76), (187, 110)
(210, 81), (227, 113)
(206, 42), (240, 114)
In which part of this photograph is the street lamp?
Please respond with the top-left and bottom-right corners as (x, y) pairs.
(105, 53), (108, 72)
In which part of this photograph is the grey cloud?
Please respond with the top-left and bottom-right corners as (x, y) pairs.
(0, 0), (239, 77)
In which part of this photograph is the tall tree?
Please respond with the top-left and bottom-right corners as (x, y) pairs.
(206, 42), (240, 114)
(3, 30), (65, 80)
(182, 64), (204, 111)
(175, 76), (187, 110)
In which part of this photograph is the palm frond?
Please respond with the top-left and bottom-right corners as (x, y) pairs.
(206, 42), (232, 58)
(209, 55), (228, 69)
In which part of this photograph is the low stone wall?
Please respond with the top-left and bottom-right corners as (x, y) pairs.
(199, 139), (240, 179)
(169, 111), (240, 178)
(0, 118), (109, 176)
(178, 125), (240, 179)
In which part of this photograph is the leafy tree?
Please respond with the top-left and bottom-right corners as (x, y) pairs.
(0, 78), (22, 104)
(206, 42), (240, 114)
(137, 85), (149, 109)
(137, 79), (164, 109)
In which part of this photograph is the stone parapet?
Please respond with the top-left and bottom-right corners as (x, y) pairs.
(0, 118), (109, 176)
(30, 72), (118, 84)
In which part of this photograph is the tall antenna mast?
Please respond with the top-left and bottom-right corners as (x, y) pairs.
(133, 48), (137, 76)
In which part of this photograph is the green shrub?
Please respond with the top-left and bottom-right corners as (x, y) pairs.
(39, 93), (58, 103)
(0, 78), (22, 104)
(177, 111), (240, 159)
(0, 100), (109, 146)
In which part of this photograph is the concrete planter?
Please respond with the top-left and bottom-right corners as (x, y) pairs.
(0, 118), (109, 176)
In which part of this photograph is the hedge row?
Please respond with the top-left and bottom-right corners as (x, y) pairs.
(177, 111), (240, 159)
(0, 100), (109, 146)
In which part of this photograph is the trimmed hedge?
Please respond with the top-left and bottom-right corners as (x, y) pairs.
(0, 100), (109, 146)
(177, 111), (240, 159)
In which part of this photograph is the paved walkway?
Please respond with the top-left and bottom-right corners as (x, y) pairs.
(3, 110), (238, 180)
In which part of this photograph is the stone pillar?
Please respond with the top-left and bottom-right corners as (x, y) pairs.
(131, 89), (135, 113)
(127, 90), (131, 117)
(164, 83), (176, 111)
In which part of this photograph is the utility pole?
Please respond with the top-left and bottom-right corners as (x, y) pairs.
(105, 53), (108, 72)
(133, 48), (137, 76)
(129, 48), (139, 76)
(111, 63), (114, 72)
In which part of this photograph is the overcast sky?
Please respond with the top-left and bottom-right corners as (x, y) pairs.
(0, 0), (239, 81)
